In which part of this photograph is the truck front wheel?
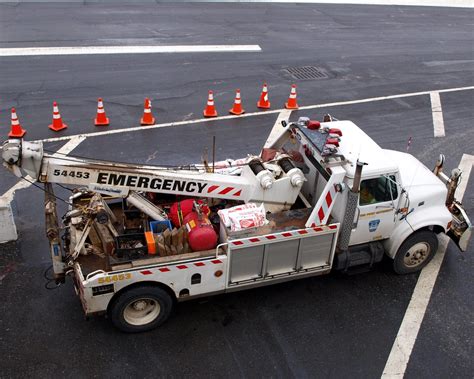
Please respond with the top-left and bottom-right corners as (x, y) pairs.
(393, 230), (438, 274)
(108, 285), (174, 333)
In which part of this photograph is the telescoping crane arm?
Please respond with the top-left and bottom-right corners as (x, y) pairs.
(1, 139), (305, 211)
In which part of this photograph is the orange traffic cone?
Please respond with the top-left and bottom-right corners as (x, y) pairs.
(49, 101), (68, 132)
(229, 89), (245, 115)
(141, 98), (156, 125)
(94, 98), (109, 126)
(203, 91), (218, 117)
(285, 84), (299, 109)
(8, 108), (26, 138)
(257, 83), (271, 109)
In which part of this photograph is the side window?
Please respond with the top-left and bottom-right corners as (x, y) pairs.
(359, 175), (398, 206)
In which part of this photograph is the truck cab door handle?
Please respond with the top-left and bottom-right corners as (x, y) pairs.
(352, 207), (361, 228)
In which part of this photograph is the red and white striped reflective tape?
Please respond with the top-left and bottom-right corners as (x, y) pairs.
(315, 184), (338, 225)
(97, 98), (105, 113)
(144, 98), (152, 113)
(262, 84), (269, 102)
(139, 259), (223, 275)
(207, 91), (214, 105)
(11, 108), (19, 125)
(207, 185), (241, 197)
(289, 85), (297, 98)
(230, 224), (339, 247)
(52, 102), (61, 119)
(235, 91), (241, 104)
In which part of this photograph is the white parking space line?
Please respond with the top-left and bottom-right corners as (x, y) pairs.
(0, 45), (262, 57)
(51, 136), (87, 156)
(212, 0), (473, 7)
(1, 178), (35, 204)
(35, 85), (474, 144)
(456, 154), (474, 199)
(430, 92), (446, 137)
(1, 136), (86, 201)
(382, 154), (473, 379)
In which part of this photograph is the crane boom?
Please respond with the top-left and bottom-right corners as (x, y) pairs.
(2, 138), (305, 211)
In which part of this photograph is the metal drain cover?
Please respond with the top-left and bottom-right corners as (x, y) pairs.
(285, 66), (329, 80)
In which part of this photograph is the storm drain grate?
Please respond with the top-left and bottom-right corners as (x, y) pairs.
(285, 66), (329, 80)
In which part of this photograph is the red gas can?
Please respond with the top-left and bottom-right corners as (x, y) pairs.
(184, 212), (218, 252)
(169, 199), (209, 227)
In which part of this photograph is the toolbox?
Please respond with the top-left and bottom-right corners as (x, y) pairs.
(115, 233), (148, 260)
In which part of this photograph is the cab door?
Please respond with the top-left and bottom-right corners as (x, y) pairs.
(349, 174), (399, 246)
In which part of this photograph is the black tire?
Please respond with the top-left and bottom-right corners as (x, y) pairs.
(393, 230), (438, 274)
(108, 285), (174, 333)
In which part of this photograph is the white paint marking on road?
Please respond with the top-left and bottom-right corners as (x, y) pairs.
(0, 45), (262, 57)
(457, 154), (474, 200)
(423, 59), (474, 67)
(263, 109), (293, 149)
(0, 136), (86, 242)
(52, 136), (87, 156)
(1, 136), (86, 202)
(35, 85), (474, 144)
(382, 154), (473, 379)
(298, 85), (474, 112)
(430, 92), (445, 137)
(1, 177), (35, 204)
(222, 0), (473, 7)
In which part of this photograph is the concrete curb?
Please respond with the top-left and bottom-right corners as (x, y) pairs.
(0, 196), (18, 243)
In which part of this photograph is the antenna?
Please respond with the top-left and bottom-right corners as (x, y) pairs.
(212, 135), (216, 173)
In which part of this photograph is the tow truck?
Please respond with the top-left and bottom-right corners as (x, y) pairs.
(1, 116), (471, 332)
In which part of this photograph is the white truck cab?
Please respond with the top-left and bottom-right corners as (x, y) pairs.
(322, 121), (452, 255)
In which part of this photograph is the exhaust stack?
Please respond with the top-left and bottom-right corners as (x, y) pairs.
(338, 160), (366, 251)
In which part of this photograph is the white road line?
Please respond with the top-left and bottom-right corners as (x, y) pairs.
(221, 0), (473, 7)
(457, 154), (474, 200)
(298, 85), (474, 111)
(430, 92), (446, 137)
(35, 85), (474, 144)
(0, 45), (262, 57)
(52, 136), (87, 156)
(382, 154), (473, 379)
(1, 178), (35, 204)
(263, 109), (293, 149)
(1, 136), (86, 202)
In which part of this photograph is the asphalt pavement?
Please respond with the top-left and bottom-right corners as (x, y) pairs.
(0, 2), (473, 378)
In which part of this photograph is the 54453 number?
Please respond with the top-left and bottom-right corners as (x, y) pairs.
(53, 169), (90, 179)
(98, 273), (132, 284)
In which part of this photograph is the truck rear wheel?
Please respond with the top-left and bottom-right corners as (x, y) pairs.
(393, 230), (438, 274)
(108, 285), (174, 333)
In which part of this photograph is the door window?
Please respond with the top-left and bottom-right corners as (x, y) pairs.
(359, 175), (398, 206)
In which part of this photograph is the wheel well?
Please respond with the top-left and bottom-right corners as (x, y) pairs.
(107, 281), (177, 313)
(386, 224), (445, 259)
(418, 224), (445, 235)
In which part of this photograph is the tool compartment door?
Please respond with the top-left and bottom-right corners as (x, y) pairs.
(265, 239), (299, 276)
(229, 244), (265, 282)
(227, 224), (339, 286)
(299, 233), (334, 269)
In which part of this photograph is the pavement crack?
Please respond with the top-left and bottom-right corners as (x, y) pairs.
(145, 150), (159, 163)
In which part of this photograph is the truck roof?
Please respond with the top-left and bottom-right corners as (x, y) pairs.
(325, 120), (399, 178)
